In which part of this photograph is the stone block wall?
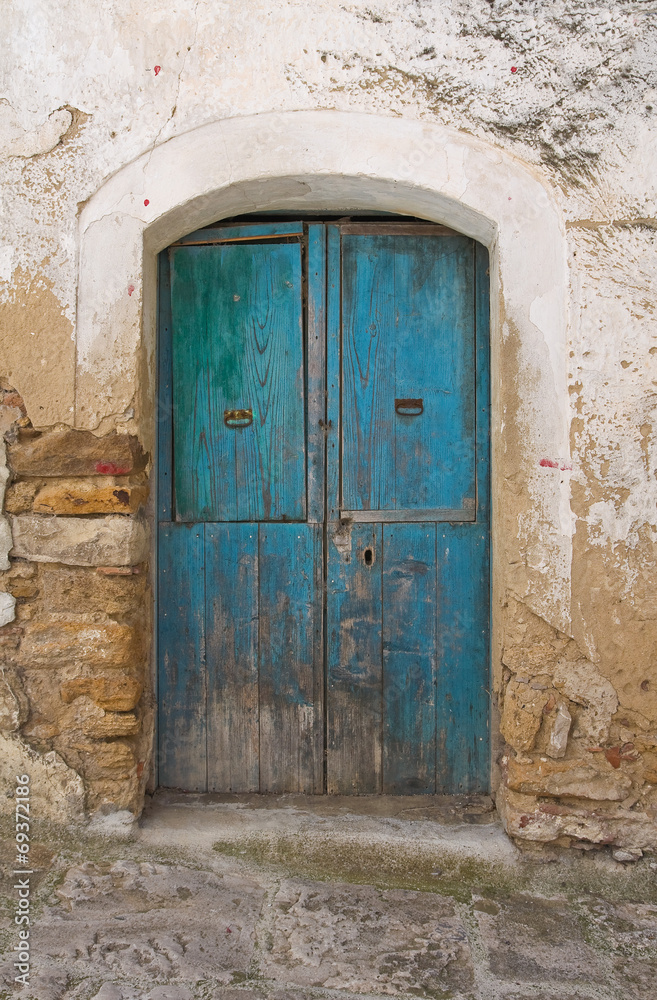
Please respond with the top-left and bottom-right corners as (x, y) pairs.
(0, 391), (152, 818)
(496, 596), (657, 850)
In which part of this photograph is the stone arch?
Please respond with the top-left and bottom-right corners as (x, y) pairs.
(76, 109), (571, 682)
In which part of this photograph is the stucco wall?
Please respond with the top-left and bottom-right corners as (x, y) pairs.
(1, 0), (656, 847)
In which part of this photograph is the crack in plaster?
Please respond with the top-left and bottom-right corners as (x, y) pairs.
(143, 0), (202, 177)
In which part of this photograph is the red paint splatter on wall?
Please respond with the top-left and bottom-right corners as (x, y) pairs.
(95, 461), (132, 475)
(154, 65), (161, 76)
(144, 199), (150, 206)
(540, 458), (573, 471)
(127, 284), (135, 297)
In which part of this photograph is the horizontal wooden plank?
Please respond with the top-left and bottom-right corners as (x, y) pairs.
(339, 223), (460, 236)
(173, 222), (303, 245)
(341, 508), (476, 523)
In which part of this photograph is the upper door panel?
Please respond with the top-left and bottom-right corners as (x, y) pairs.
(170, 238), (306, 522)
(340, 231), (476, 516)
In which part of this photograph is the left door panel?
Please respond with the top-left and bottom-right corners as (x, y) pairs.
(158, 224), (323, 792)
(170, 240), (306, 522)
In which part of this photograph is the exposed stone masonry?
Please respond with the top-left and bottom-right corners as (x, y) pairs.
(0, 392), (151, 816)
(497, 595), (657, 849)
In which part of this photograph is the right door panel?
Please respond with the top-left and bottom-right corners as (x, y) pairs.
(340, 230), (476, 516)
(327, 225), (490, 795)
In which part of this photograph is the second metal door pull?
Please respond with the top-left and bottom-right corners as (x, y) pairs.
(394, 398), (423, 416)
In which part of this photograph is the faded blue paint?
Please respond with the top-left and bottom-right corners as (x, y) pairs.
(158, 220), (490, 795)
(382, 523), (438, 794)
(341, 235), (476, 512)
(205, 523), (259, 792)
(157, 522), (206, 791)
(326, 523), (383, 794)
(170, 240), (305, 522)
(259, 523), (323, 793)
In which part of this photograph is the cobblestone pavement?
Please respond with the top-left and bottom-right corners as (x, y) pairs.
(2, 793), (657, 1000)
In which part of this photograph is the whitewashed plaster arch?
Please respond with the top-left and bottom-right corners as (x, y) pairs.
(77, 110), (571, 632)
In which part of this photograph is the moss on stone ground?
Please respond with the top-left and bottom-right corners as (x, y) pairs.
(212, 831), (657, 906)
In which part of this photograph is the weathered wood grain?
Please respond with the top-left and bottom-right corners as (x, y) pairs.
(327, 523), (383, 794)
(436, 524), (490, 794)
(475, 242), (491, 524)
(170, 240), (305, 522)
(158, 221), (491, 798)
(382, 523), (437, 793)
(173, 221), (303, 246)
(258, 524), (323, 792)
(205, 523), (259, 792)
(326, 226), (342, 526)
(157, 252), (174, 522)
(157, 523), (206, 791)
(306, 225), (326, 524)
(340, 234), (476, 513)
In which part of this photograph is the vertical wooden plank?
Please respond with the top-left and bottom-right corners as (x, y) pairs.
(341, 234), (395, 510)
(382, 523), (437, 794)
(326, 225), (341, 525)
(326, 523), (383, 794)
(475, 242), (491, 523)
(436, 523), (490, 794)
(232, 243), (305, 521)
(311, 521), (325, 794)
(170, 245), (220, 520)
(306, 225), (326, 524)
(205, 523), (259, 792)
(170, 241), (306, 522)
(392, 236), (476, 511)
(157, 523), (206, 791)
(155, 250), (173, 791)
(158, 252), (174, 521)
(259, 524), (323, 793)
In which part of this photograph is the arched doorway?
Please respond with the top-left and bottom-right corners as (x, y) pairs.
(156, 213), (490, 794)
(75, 111), (570, 813)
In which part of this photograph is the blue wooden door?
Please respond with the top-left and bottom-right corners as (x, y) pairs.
(325, 224), (490, 794)
(158, 219), (489, 794)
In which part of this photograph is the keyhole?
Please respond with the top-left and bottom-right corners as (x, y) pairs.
(364, 547), (373, 566)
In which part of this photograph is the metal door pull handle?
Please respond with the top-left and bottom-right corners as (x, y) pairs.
(224, 408), (253, 427)
(395, 398), (423, 416)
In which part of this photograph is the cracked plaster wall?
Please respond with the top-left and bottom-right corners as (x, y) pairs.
(1, 0), (656, 844)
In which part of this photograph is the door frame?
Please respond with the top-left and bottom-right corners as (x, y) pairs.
(156, 215), (491, 793)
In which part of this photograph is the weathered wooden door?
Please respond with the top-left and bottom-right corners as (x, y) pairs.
(158, 219), (490, 794)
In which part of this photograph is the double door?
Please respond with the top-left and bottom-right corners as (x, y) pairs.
(157, 218), (490, 794)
